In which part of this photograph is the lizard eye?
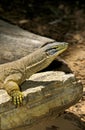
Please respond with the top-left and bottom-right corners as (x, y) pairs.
(46, 48), (58, 55)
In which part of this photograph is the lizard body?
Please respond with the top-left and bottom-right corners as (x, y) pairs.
(0, 42), (68, 106)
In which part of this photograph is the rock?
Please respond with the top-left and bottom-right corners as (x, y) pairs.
(0, 71), (83, 130)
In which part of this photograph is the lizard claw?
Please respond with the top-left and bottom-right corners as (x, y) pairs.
(11, 90), (24, 106)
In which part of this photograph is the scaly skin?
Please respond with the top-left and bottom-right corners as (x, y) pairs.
(0, 42), (68, 106)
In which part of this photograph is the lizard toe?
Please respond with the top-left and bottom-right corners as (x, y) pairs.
(11, 90), (23, 106)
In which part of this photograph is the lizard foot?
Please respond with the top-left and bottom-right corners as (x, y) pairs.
(10, 90), (24, 106)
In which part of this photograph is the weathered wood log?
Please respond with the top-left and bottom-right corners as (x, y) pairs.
(0, 20), (83, 130)
(0, 20), (54, 64)
(0, 71), (83, 130)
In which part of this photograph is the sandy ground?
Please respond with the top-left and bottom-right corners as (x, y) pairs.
(0, 1), (85, 130)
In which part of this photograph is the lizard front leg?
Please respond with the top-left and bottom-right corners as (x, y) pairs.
(5, 81), (23, 106)
(4, 74), (24, 106)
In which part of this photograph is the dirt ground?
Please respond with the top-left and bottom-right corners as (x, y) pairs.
(0, 1), (85, 130)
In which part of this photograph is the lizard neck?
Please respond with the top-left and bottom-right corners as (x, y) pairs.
(20, 48), (53, 78)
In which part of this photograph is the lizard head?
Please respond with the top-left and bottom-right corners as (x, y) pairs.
(42, 42), (68, 58)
